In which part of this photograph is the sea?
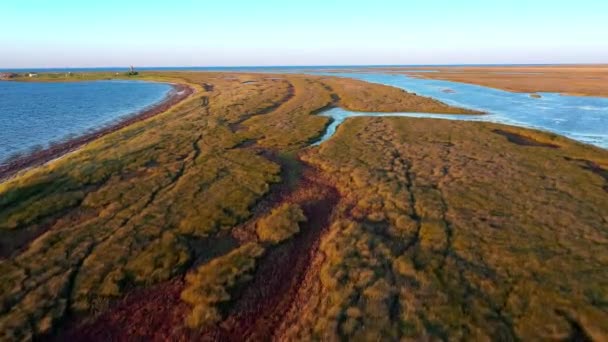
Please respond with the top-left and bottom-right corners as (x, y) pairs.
(0, 80), (172, 163)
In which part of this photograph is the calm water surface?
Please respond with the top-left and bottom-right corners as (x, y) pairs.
(0, 80), (172, 162)
(314, 72), (608, 148)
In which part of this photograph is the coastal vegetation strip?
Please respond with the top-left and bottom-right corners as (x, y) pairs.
(0, 79), (197, 182)
(0, 71), (606, 340)
(389, 65), (608, 97)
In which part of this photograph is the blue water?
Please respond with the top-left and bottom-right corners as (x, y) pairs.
(313, 72), (608, 148)
(0, 80), (172, 163)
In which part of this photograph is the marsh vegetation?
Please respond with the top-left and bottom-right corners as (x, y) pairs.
(0, 71), (606, 341)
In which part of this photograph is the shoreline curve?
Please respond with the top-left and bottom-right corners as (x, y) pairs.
(0, 82), (194, 182)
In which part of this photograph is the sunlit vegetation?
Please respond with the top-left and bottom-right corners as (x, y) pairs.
(281, 117), (608, 340)
(1, 71), (607, 340)
(320, 77), (482, 113)
(181, 242), (264, 328)
(256, 203), (306, 244)
(241, 78), (332, 150)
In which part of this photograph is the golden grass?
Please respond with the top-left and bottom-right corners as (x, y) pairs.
(1, 71), (607, 340)
(256, 203), (306, 244)
(181, 242), (264, 328)
(283, 117), (608, 340)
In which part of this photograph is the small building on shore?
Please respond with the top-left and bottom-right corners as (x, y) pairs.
(28, 72), (39, 78)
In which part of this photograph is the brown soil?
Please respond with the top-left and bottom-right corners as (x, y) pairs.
(493, 129), (560, 148)
(0, 83), (194, 182)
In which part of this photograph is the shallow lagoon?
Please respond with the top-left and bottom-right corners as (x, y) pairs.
(314, 72), (608, 148)
(0, 80), (172, 162)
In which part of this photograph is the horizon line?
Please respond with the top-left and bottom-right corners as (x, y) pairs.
(2, 62), (608, 71)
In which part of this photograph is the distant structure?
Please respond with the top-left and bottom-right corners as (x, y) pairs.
(126, 65), (139, 76)
(0, 72), (17, 80)
(28, 72), (38, 78)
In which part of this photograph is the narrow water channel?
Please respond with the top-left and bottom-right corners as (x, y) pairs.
(314, 72), (608, 148)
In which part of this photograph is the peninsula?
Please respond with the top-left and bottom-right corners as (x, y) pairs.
(0, 71), (606, 341)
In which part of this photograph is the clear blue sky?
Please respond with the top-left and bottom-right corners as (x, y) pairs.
(1, 0), (607, 67)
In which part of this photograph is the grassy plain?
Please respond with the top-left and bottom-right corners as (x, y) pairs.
(385, 64), (608, 97)
(0, 71), (607, 341)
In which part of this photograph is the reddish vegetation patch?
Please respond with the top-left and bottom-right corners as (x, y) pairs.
(51, 156), (340, 341)
(0, 83), (193, 181)
(493, 129), (560, 148)
(54, 279), (193, 342)
(204, 166), (339, 341)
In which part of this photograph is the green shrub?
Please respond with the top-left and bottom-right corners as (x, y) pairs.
(180, 242), (264, 328)
(125, 232), (191, 285)
(256, 203), (306, 244)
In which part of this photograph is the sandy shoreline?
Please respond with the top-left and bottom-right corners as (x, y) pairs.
(0, 82), (194, 182)
(380, 65), (608, 98)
